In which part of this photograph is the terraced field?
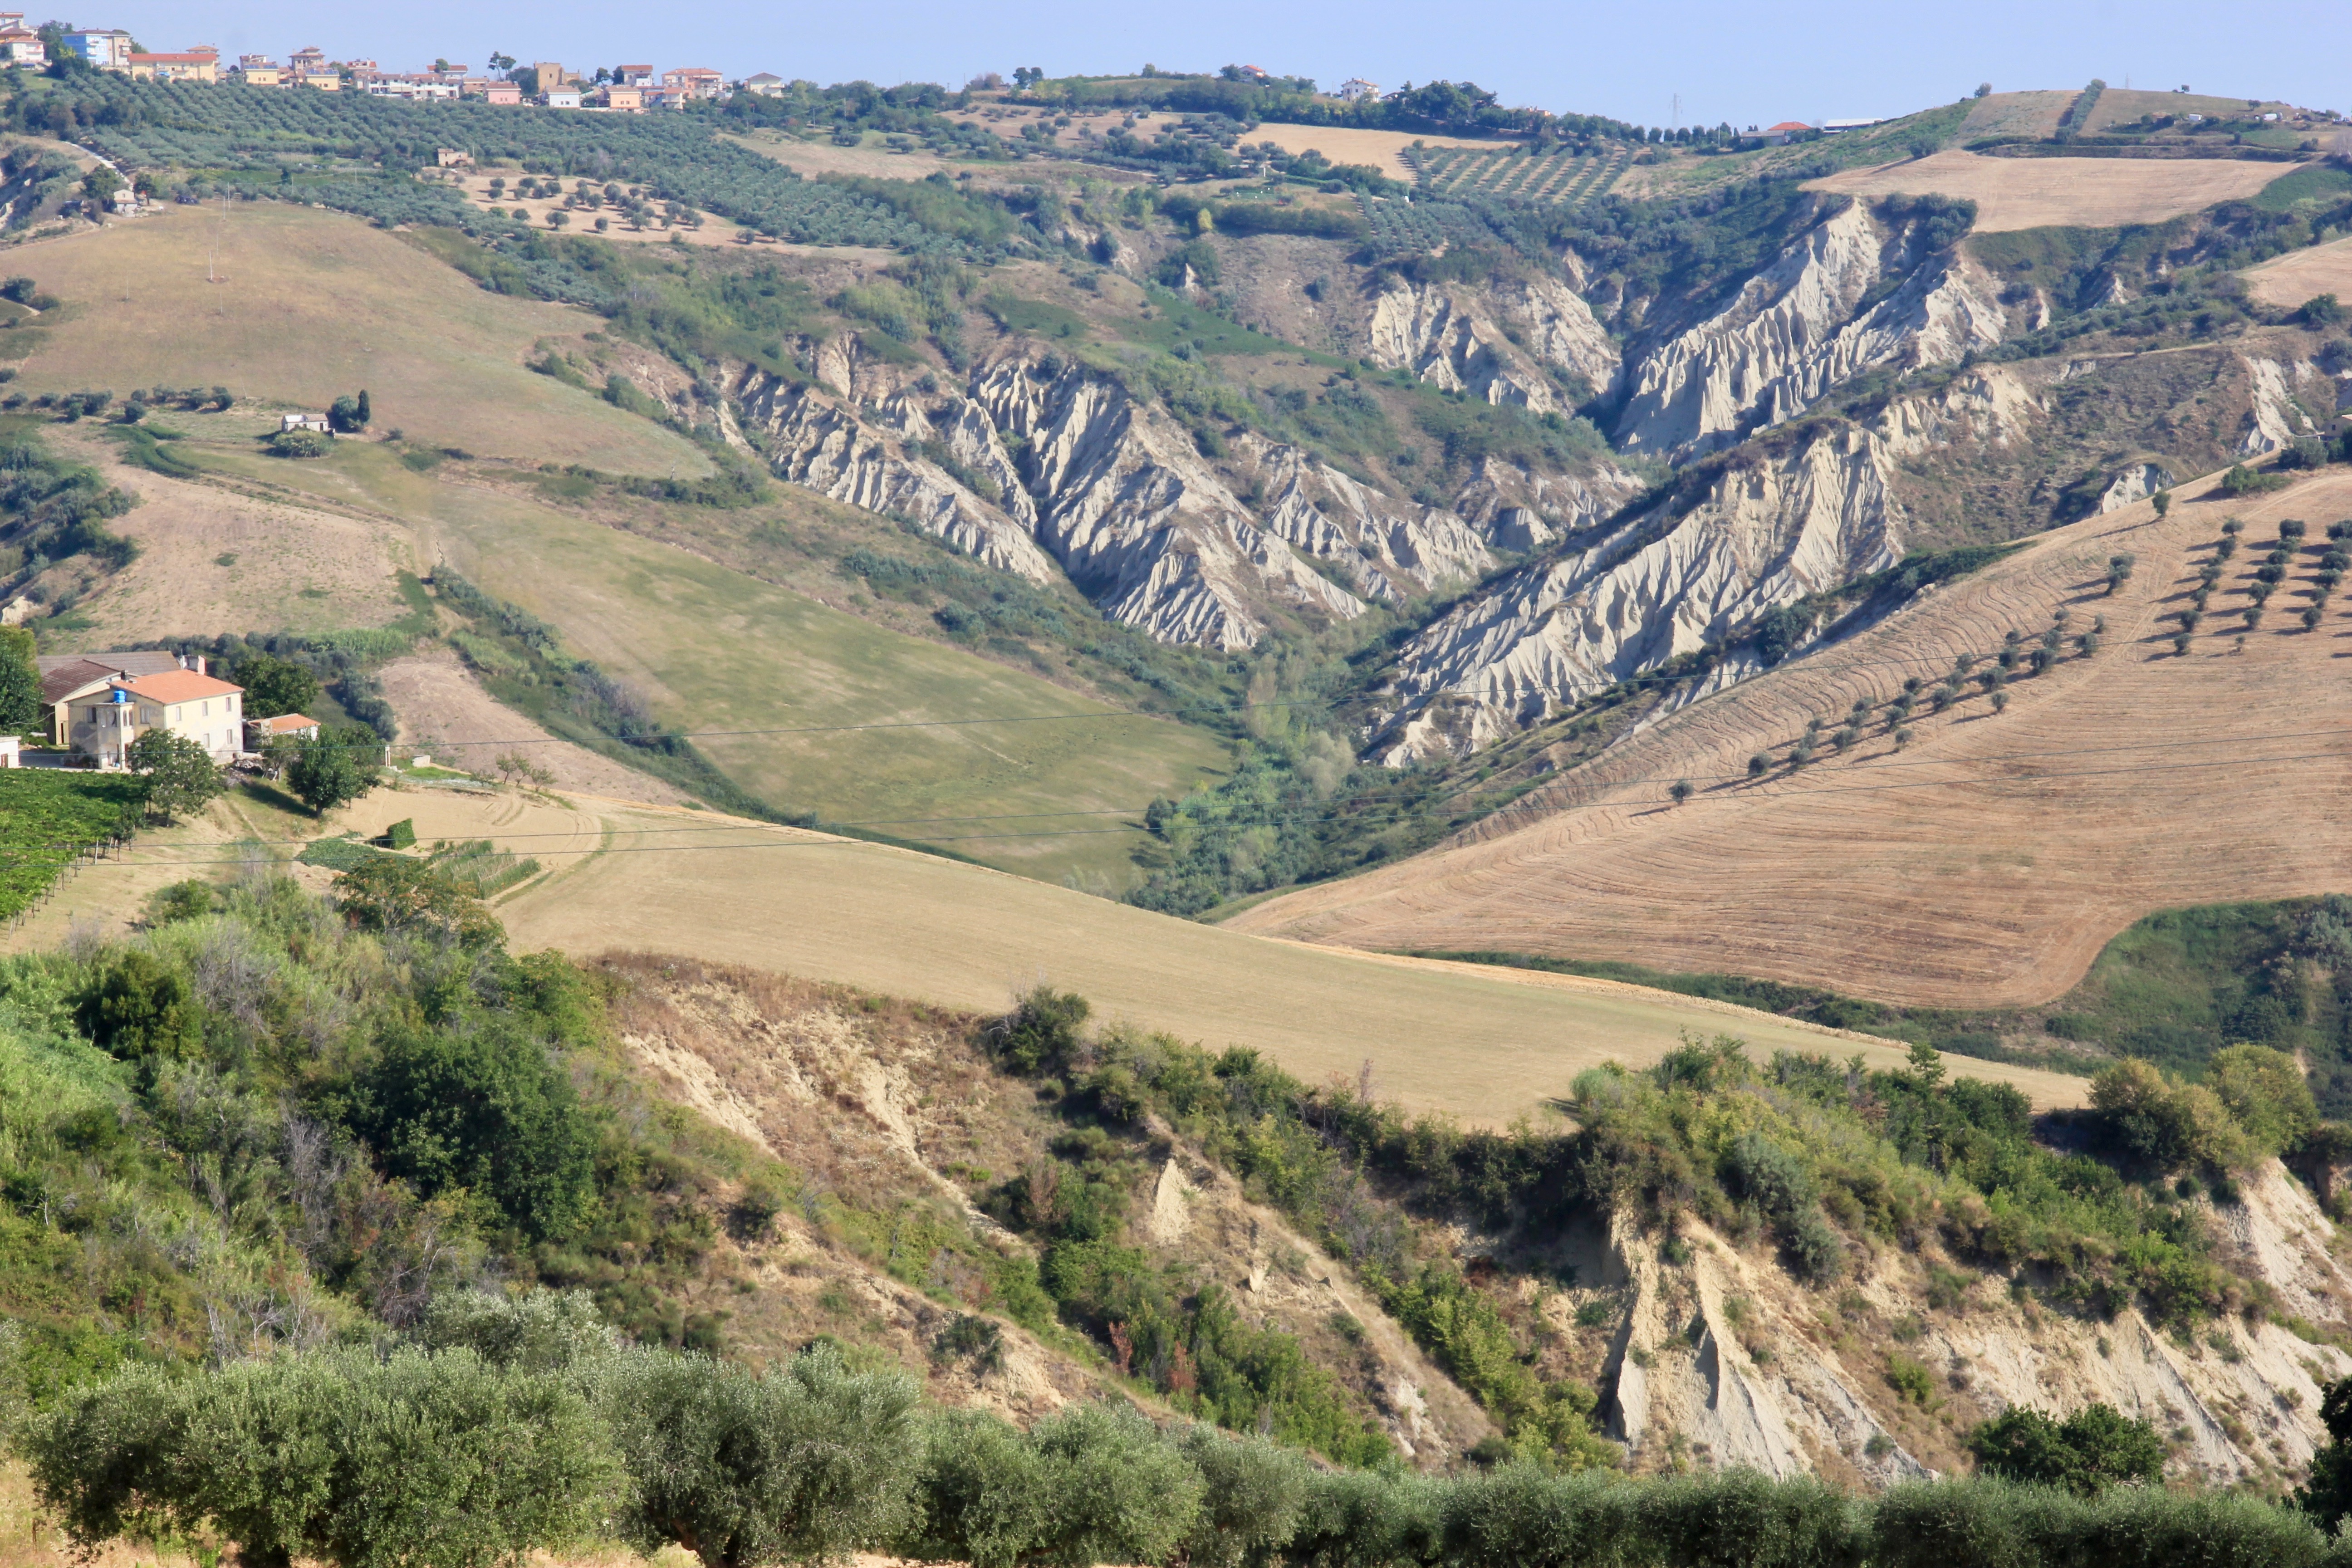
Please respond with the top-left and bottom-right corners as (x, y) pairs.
(1234, 466), (2352, 1009)
(1407, 144), (1630, 208)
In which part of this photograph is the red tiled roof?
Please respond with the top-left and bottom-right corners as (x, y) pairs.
(255, 713), (318, 733)
(123, 670), (242, 702)
(1765, 121), (1813, 132)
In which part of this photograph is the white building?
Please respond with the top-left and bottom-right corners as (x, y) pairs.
(543, 86), (582, 108)
(367, 75), (461, 100)
(1338, 78), (1379, 102)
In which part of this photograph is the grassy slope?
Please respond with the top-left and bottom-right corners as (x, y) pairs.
(1, 203), (704, 475)
(148, 434), (1225, 887)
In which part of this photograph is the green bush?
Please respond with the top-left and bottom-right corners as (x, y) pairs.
(74, 948), (201, 1060)
(26, 1348), (622, 1568)
(1967, 1403), (2165, 1495)
(267, 428), (333, 459)
(598, 1343), (923, 1568)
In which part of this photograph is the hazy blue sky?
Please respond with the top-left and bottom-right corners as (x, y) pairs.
(92, 0), (2350, 129)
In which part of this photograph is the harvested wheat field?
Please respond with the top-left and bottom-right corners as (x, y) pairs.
(1244, 125), (1505, 180)
(3, 203), (701, 472)
(1233, 466), (2352, 1010)
(17, 774), (2083, 1120)
(2244, 233), (2352, 309)
(1805, 150), (2300, 232)
(488, 802), (2085, 1121)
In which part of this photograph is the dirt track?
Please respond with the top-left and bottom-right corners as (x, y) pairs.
(1806, 151), (2298, 232)
(1232, 468), (2352, 1009)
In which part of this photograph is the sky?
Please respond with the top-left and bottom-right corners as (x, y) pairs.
(85, 0), (2351, 129)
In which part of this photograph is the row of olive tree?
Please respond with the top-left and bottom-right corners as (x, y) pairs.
(23, 1289), (2352, 1568)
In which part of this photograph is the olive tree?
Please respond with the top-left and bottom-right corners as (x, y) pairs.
(597, 1342), (925, 1568)
(26, 1349), (621, 1568)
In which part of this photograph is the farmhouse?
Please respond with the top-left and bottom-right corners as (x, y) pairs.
(1338, 78), (1379, 102)
(279, 412), (333, 434)
(246, 711), (320, 750)
(38, 654), (245, 767)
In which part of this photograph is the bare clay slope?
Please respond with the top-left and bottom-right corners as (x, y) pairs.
(1234, 467), (2352, 1008)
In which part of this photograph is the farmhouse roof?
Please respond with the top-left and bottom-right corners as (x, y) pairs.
(1764, 120), (1813, 132)
(39, 658), (128, 704)
(254, 712), (318, 735)
(122, 670), (242, 702)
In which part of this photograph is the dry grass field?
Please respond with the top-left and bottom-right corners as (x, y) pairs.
(2244, 233), (2352, 308)
(1242, 125), (1504, 179)
(8, 779), (2085, 1123)
(1233, 466), (2352, 1010)
(374, 650), (692, 805)
(488, 806), (2087, 1121)
(1, 203), (702, 472)
(1805, 150), (2299, 232)
(38, 420), (424, 648)
(1956, 91), (2077, 142)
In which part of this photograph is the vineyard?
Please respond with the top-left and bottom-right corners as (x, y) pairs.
(0, 771), (146, 923)
(427, 838), (544, 897)
(1405, 143), (1631, 207)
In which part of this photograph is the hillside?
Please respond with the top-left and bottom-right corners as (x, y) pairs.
(1234, 464), (2352, 1007)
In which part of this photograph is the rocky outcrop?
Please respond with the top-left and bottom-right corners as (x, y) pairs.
(733, 375), (1060, 583)
(1366, 274), (1622, 411)
(1614, 202), (2007, 462)
(1370, 365), (2040, 761)
(2097, 461), (2176, 513)
(1595, 1165), (2352, 1486)
(2239, 356), (2326, 455)
(1232, 435), (1499, 603)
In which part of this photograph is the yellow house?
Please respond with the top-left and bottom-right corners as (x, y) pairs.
(47, 664), (245, 767)
(128, 49), (219, 83)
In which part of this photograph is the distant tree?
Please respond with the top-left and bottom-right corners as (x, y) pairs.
(2151, 490), (2172, 518)
(0, 277), (35, 304)
(328, 394), (364, 433)
(1747, 753), (1769, 779)
(126, 730), (224, 824)
(547, 209), (568, 229)
(1669, 779), (1693, 806)
(1991, 690), (2009, 714)
(74, 947), (201, 1060)
(2077, 632), (2099, 656)
(2300, 293), (2344, 327)
(0, 624), (38, 734)
(2304, 605), (2325, 631)
(1969, 1403), (2164, 1495)
(2173, 632), (2192, 656)
(2222, 517), (2243, 536)
(1975, 83), (1992, 98)
(2106, 552), (2136, 593)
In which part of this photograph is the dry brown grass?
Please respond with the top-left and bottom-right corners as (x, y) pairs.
(487, 804), (2087, 1122)
(1804, 150), (2298, 232)
(1232, 466), (2352, 1011)
(2243, 234), (2352, 309)
(1243, 124), (1503, 179)
(373, 650), (691, 806)
(4, 203), (701, 472)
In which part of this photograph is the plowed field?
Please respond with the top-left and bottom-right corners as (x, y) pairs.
(1232, 467), (2352, 1009)
(1806, 151), (2299, 232)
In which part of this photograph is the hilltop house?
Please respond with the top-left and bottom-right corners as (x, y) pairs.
(602, 84), (645, 112)
(543, 86), (582, 109)
(130, 48), (221, 83)
(616, 64), (653, 86)
(1338, 78), (1379, 102)
(62, 29), (132, 70)
(741, 73), (785, 97)
(0, 27), (46, 67)
(1760, 120), (1813, 144)
(661, 66), (725, 100)
(235, 54), (283, 85)
(38, 654), (245, 767)
(480, 81), (521, 105)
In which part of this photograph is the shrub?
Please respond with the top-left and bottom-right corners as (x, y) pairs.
(2219, 465), (2288, 496)
(906, 1402), (1203, 1568)
(1967, 1403), (2165, 1495)
(989, 986), (1091, 1075)
(599, 1343), (923, 1568)
(268, 428), (333, 459)
(26, 1349), (622, 1568)
(74, 947), (201, 1060)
